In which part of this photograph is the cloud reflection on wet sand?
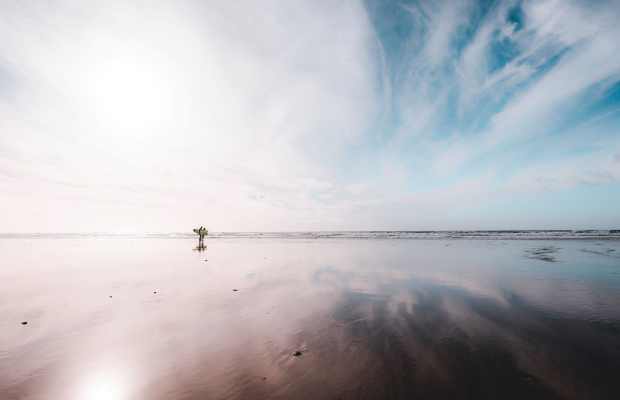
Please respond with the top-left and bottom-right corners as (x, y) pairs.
(1, 239), (619, 399)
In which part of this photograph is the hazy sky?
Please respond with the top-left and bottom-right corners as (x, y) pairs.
(1, 0), (620, 232)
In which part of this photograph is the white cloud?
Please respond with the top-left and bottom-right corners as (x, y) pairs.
(434, 0), (620, 178)
(1, 0), (619, 232)
(0, 0), (382, 232)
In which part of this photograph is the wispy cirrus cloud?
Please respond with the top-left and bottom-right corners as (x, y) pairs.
(0, 0), (619, 232)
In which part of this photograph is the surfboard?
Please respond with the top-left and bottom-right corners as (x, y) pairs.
(193, 229), (208, 236)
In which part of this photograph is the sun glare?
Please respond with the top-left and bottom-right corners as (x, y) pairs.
(88, 56), (172, 136)
(77, 374), (126, 400)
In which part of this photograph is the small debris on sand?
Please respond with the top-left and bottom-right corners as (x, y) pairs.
(233, 289), (238, 291)
(109, 296), (112, 298)
(21, 322), (27, 325)
(154, 292), (157, 294)
(292, 350), (302, 356)
(262, 377), (267, 380)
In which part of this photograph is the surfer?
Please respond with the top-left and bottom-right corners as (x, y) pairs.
(199, 226), (205, 241)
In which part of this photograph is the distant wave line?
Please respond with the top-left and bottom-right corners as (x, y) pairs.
(1, 231), (619, 239)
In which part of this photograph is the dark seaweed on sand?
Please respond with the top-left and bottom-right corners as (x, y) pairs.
(526, 246), (560, 262)
(579, 248), (620, 259)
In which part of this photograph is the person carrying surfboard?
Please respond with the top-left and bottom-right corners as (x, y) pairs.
(193, 227), (207, 240)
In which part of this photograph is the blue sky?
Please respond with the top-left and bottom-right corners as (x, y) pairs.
(0, 0), (619, 232)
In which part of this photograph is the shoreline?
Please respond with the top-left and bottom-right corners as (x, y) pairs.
(2, 235), (620, 241)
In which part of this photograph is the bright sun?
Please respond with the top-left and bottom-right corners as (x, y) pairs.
(88, 56), (172, 136)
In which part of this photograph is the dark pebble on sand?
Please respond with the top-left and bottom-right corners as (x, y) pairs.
(292, 350), (302, 356)
(262, 377), (266, 380)
(154, 292), (157, 294)
(233, 289), (238, 291)
(22, 322), (27, 325)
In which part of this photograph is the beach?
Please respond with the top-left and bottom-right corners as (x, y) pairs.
(1, 237), (620, 399)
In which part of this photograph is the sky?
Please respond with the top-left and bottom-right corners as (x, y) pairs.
(1, 0), (620, 233)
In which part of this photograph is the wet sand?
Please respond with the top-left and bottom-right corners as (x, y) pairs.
(1, 238), (620, 399)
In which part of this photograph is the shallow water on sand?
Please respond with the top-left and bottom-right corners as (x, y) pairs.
(1, 238), (620, 399)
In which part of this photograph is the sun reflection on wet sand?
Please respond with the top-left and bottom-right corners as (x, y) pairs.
(81, 375), (123, 400)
